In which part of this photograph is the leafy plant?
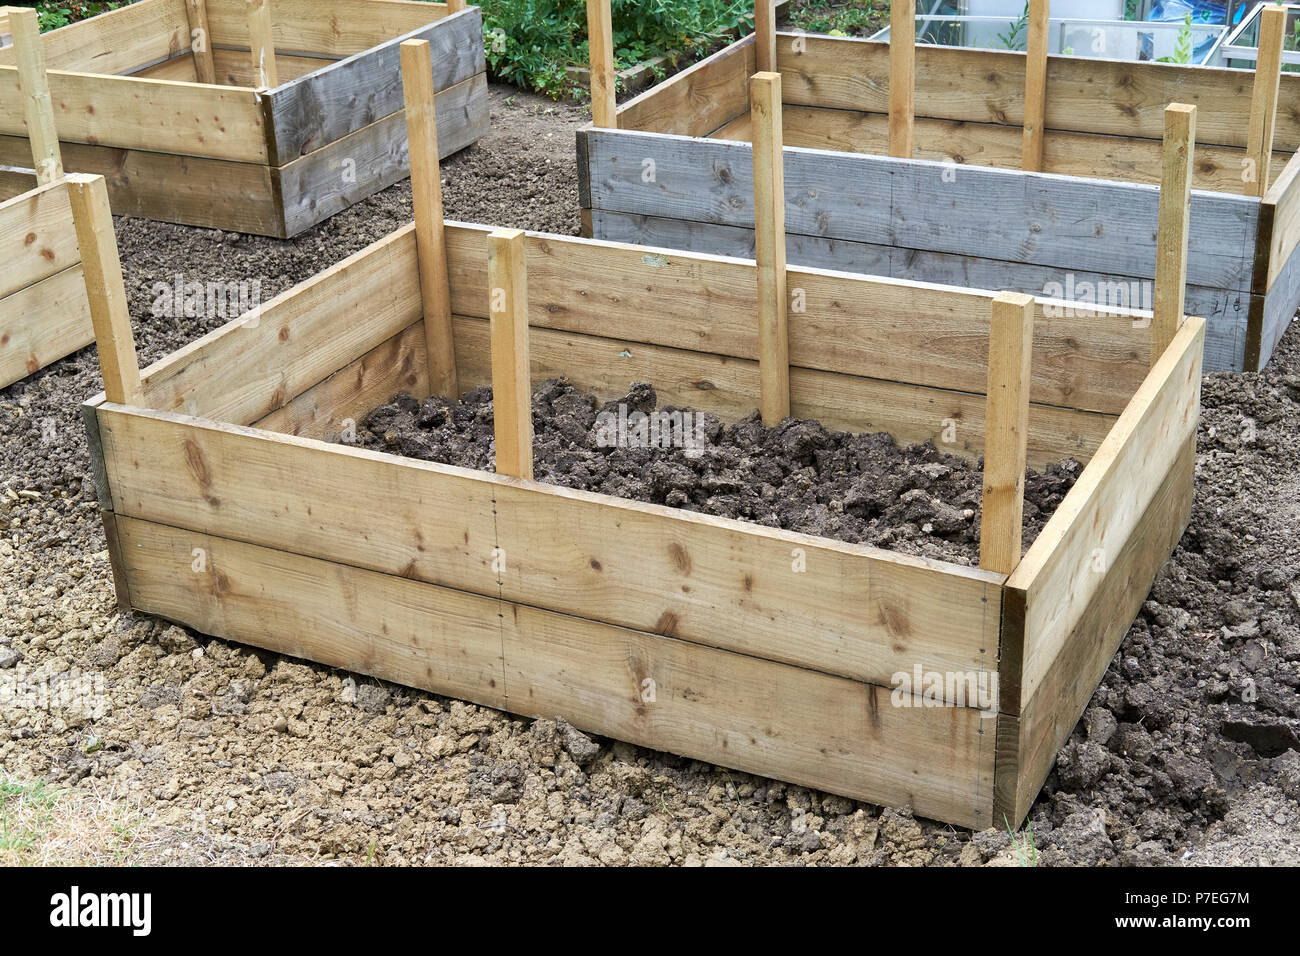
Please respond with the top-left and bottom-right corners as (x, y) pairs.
(788, 0), (889, 38)
(997, 1), (1031, 51)
(1157, 12), (1193, 64)
(32, 2), (125, 32)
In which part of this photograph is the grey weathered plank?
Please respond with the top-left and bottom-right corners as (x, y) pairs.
(590, 208), (1251, 373)
(265, 6), (485, 166)
(583, 129), (1260, 294)
(1261, 240), (1300, 368)
(277, 73), (488, 238)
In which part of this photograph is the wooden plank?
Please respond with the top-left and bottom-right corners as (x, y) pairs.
(887, 0), (913, 158)
(8, 7), (62, 183)
(488, 229), (534, 479)
(185, 0), (217, 84)
(253, 320), (428, 441)
(617, 35), (754, 138)
(1005, 316), (1204, 709)
(135, 48), (335, 83)
(263, 6), (483, 165)
(995, 436), (1194, 827)
(750, 72), (789, 424)
(588, 207), (1253, 374)
(587, 0), (615, 129)
(401, 38), (457, 399)
(97, 404), (1004, 699)
(1020, 0), (1048, 172)
(137, 224), (423, 421)
(113, 514), (996, 828)
(0, 68), (269, 163)
(246, 0), (279, 88)
(979, 293), (1034, 576)
(1245, 5), (1285, 199)
(1154, 104), (1196, 362)
(0, 165), (37, 201)
(444, 219), (1149, 416)
(0, 264), (92, 390)
(275, 72), (488, 238)
(1260, 235), (1300, 370)
(774, 32), (1300, 152)
(0, 178), (80, 299)
(0, 0), (192, 75)
(583, 129), (1261, 293)
(755, 0), (776, 74)
(67, 174), (142, 405)
(0, 133), (282, 236)
(452, 314), (1115, 470)
(204, 0), (448, 56)
(1266, 152), (1300, 290)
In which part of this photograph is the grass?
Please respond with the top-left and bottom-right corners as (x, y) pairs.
(1005, 815), (1039, 867)
(0, 775), (150, 866)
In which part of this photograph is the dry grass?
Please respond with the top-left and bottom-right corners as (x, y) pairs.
(0, 776), (152, 866)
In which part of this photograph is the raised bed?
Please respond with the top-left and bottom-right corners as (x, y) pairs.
(81, 43), (1204, 829)
(1, 7), (113, 390)
(578, 0), (1300, 374)
(0, 0), (488, 237)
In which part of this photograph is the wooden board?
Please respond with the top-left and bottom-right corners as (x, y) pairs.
(263, 6), (483, 165)
(204, 0), (450, 58)
(0, 67), (268, 163)
(1266, 153), (1300, 291)
(0, 0), (191, 75)
(95, 403), (1004, 698)
(451, 314), (1115, 469)
(617, 34), (755, 138)
(1260, 237), (1300, 370)
(1004, 317), (1205, 711)
(275, 73), (489, 237)
(137, 225), (423, 421)
(133, 49), (338, 85)
(775, 33), (1300, 152)
(112, 513), (996, 828)
(0, 263), (92, 390)
(587, 208), (1253, 375)
(582, 130), (1260, 294)
(995, 437), (1194, 826)
(0, 178), (80, 299)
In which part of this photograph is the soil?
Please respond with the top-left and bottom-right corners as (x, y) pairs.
(2, 82), (1299, 866)
(350, 380), (1082, 567)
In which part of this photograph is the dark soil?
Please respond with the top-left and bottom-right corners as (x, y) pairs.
(349, 379), (1082, 567)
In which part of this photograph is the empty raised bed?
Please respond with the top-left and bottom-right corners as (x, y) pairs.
(0, 0), (488, 237)
(81, 44), (1204, 828)
(579, 0), (1300, 373)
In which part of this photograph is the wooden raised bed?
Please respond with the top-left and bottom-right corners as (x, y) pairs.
(579, 0), (1300, 374)
(1, 7), (111, 390)
(81, 42), (1205, 829)
(0, 0), (488, 237)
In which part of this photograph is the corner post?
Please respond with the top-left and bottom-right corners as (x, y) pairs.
(66, 174), (142, 406)
(185, 0), (217, 84)
(488, 229), (534, 480)
(1245, 4), (1286, 198)
(448, 0), (466, 12)
(401, 39), (459, 400)
(1153, 103), (1196, 363)
(888, 0), (915, 158)
(587, 0), (616, 129)
(1021, 0), (1049, 172)
(246, 0), (279, 89)
(979, 292), (1035, 577)
(751, 71), (790, 425)
(755, 0), (777, 74)
(9, 7), (63, 184)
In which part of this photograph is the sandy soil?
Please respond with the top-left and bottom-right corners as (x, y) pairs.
(1, 84), (1298, 866)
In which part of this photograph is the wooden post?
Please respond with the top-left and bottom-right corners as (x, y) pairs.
(246, 0), (279, 89)
(1245, 4), (1286, 198)
(979, 292), (1035, 576)
(9, 7), (63, 185)
(587, 0), (616, 129)
(755, 0), (777, 74)
(751, 71), (790, 425)
(488, 229), (533, 480)
(1153, 104), (1196, 363)
(185, 0), (217, 85)
(888, 0), (915, 158)
(66, 174), (142, 406)
(1021, 0), (1049, 172)
(401, 39), (459, 400)
(448, 0), (466, 12)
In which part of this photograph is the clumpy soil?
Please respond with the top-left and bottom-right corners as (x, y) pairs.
(350, 380), (1082, 567)
(2, 82), (1299, 866)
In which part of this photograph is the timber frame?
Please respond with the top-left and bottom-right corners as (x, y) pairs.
(0, 0), (488, 237)
(80, 39), (1205, 830)
(578, 0), (1300, 373)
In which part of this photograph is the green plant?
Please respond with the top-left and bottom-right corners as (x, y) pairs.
(1004, 815), (1038, 867)
(33, 2), (125, 32)
(997, 1), (1030, 51)
(788, 1), (889, 39)
(1157, 12), (1193, 64)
